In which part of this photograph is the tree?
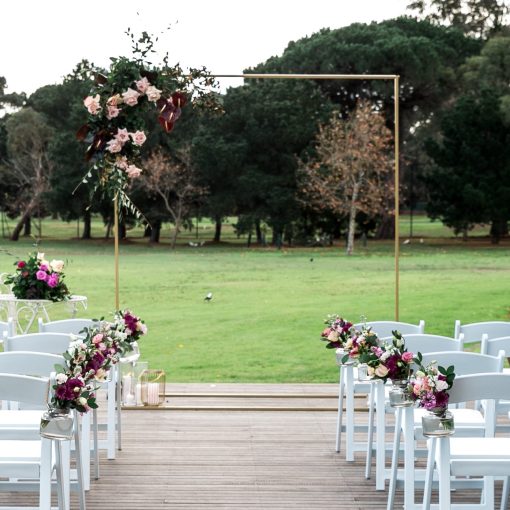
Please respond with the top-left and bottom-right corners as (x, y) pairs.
(407, 0), (510, 38)
(424, 90), (510, 242)
(139, 147), (207, 248)
(4, 108), (54, 241)
(299, 101), (393, 255)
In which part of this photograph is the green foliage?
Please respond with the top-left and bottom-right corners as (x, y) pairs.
(424, 90), (510, 241)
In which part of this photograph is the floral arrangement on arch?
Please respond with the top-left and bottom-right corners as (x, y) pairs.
(51, 309), (147, 413)
(4, 252), (70, 302)
(410, 353), (456, 411)
(76, 30), (219, 212)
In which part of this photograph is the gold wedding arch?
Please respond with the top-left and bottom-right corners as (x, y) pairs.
(113, 73), (402, 319)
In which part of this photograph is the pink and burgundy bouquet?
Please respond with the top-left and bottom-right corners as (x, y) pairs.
(368, 331), (414, 382)
(342, 326), (380, 364)
(112, 309), (147, 352)
(4, 252), (70, 302)
(410, 354), (456, 411)
(321, 314), (353, 349)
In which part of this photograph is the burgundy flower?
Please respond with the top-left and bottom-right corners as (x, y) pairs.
(17, 261), (26, 269)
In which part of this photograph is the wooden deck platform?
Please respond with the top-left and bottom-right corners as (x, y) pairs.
(1, 384), (506, 509)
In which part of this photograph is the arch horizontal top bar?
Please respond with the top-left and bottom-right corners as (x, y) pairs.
(213, 73), (398, 80)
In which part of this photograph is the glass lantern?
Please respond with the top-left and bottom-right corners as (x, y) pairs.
(389, 379), (414, 407)
(141, 369), (166, 406)
(121, 361), (148, 406)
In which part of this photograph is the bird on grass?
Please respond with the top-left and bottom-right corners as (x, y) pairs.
(204, 292), (213, 302)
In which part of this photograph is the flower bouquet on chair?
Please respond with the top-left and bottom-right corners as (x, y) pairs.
(411, 354), (456, 436)
(4, 252), (70, 301)
(342, 326), (380, 377)
(369, 331), (415, 407)
(320, 314), (354, 366)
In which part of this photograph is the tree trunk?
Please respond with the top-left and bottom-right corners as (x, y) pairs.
(170, 220), (180, 249)
(490, 218), (508, 244)
(23, 216), (31, 237)
(10, 198), (38, 241)
(105, 219), (112, 239)
(255, 220), (262, 244)
(119, 220), (126, 240)
(149, 219), (161, 243)
(81, 210), (91, 239)
(213, 216), (222, 242)
(144, 225), (151, 238)
(247, 232), (252, 248)
(346, 184), (360, 256)
(375, 214), (395, 239)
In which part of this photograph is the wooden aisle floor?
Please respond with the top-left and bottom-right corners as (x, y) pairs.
(1, 383), (505, 509)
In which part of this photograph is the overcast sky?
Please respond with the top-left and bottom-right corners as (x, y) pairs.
(1, 0), (410, 95)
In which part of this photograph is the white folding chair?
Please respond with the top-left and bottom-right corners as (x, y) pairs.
(0, 373), (64, 510)
(454, 320), (510, 350)
(336, 320), (424, 491)
(38, 318), (118, 462)
(423, 373), (510, 510)
(0, 318), (14, 346)
(388, 351), (504, 510)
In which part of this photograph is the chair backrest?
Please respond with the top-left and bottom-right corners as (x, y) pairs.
(454, 320), (510, 344)
(3, 332), (74, 354)
(38, 317), (98, 335)
(481, 335), (510, 357)
(353, 320), (425, 339)
(0, 351), (64, 377)
(418, 350), (504, 376)
(398, 334), (464, 354)
(449, 373), (510, 404)
(0, 373), (50, 406)
(0, 318), (14, 340)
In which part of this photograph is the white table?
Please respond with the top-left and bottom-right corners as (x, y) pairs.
(0, 294), (88, 334)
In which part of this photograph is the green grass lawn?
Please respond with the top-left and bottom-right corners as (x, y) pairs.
(0, 216), (508, 383)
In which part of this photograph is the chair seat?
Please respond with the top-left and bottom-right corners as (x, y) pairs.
(0, 440), (48, 478)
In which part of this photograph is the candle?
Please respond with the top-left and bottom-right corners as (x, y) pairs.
(121, 375), (132, 403)
(146, 382), (160, 405)
(135, 383), (142, 406)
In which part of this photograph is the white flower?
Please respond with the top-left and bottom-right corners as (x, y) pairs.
(146, 85), (162, 102)
(78, 397), (88, 406)
(56, 373), (68, 384)
(50, 259), (65, 273)
(434, 379), (449, 392)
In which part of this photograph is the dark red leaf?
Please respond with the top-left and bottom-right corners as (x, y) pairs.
(171, 92), (187, 108)
(76, 124), (89, 141)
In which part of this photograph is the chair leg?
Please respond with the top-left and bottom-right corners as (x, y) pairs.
(501, 477), (509, 510)
(365, 382), (375, 479)
(107, 371), (117, 459)
(39, 438), (52, 510)
(422, 437), (436, 510)
(345, 365), (355, 462)
(116, 366), (122, 451)
(387, 408), (402, 510)
(55, 441), (67, 510)
(375, 381), (386, 491)
(92, 408), (100, 479)
(61, 441), (71, 510)
(335, 367), (344, 453)
(437, 437), (451, 510)
(81, 411), (91, 490)
(74, 415), (87, 510)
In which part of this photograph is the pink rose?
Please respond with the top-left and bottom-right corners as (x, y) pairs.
(84, 94), (101, 115)
(47, 273), (59, 288)
(130, 130), (146, 146)
(107, 94), (122, 106)
(36, 270), (48, 281)
(92, 334), (103, 345)
(125, 165), (142, 178)
(106, 105), (120, 120)
(106, 138), (123, 154)
(136, 77), (151, 93)
(146, 85), (162, 102)
(122, 88), (140, 106)
(402, 352), (414, 363)
(114, 128), (130, 144)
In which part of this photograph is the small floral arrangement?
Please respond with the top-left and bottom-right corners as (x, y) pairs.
(411, 353), (456, 411)
(112, 309), (148, 351)
(342, 326), (380, 364)
(368, 331), (415, 382)
(4, 252), (70, 301)
(321, 314), (353, 349)
(50, 309), (146, 413)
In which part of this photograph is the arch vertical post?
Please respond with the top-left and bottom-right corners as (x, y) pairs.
(114, 195), (120, 310)
(394, 76), (400, 321)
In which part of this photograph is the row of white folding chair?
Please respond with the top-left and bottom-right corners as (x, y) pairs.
(38, 318), (120, 462)
(455, 320), (510, 347)
(388, 350), (505, 510)
(2, 330), (97, 493)
(0, 351), (86, 510)
(335, 320), (425, 491)
(423, 373), (510, 510)
(363, 332), (464, 489)
(0, 372), (64, 510)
